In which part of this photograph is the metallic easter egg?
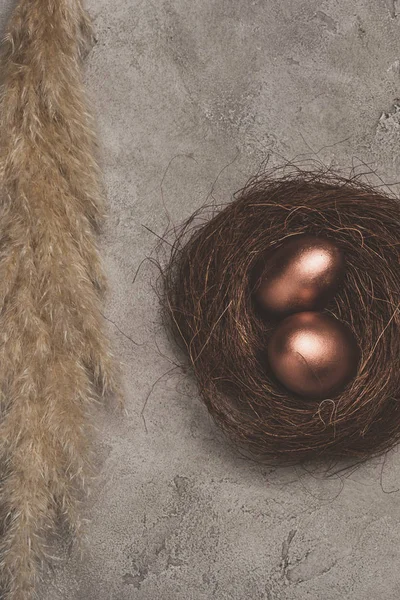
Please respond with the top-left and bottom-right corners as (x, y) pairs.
(255, 235), (344, 316)
(267, 312), (360, 399)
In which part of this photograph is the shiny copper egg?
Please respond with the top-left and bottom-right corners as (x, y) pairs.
(267, 312), (360, 399)
(255, 235), (344, 316)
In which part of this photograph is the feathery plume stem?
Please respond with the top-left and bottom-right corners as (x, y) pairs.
(0, 0), (119, 597)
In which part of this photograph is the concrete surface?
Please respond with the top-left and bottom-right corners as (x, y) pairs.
(3, 0), (400, 598)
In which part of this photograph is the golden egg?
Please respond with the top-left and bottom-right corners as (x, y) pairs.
(255, 235), (344, 316)
(267, 312), (360, 399)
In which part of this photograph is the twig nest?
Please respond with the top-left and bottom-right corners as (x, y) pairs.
(163, 173), (400, 460)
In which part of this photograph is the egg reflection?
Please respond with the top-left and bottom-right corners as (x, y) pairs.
(255, 235), (344, 316)
(267, 312), (360, 399)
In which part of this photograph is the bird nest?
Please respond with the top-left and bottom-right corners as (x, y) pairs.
(162, 171), (400, 461)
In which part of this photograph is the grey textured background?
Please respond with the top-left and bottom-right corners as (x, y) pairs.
(2, 0), (400, 598)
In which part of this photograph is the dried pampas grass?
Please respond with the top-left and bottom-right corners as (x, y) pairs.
(163, 170), (400, 463)
(0, 0), (120, 597)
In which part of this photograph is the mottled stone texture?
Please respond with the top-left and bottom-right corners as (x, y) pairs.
(2, 0), (400, 598)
